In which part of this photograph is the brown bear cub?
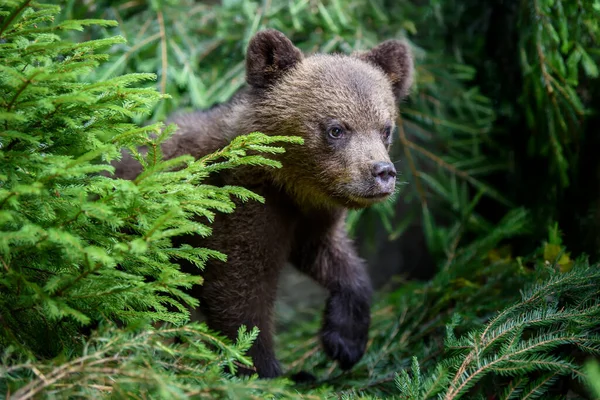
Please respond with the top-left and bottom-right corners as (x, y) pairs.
(113, 29), (414, 379)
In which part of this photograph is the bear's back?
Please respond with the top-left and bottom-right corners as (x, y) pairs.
(162, 89), (250, 160)
(112, 89), (251, 181)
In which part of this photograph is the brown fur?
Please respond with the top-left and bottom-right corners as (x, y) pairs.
(112, 29), (414, 379)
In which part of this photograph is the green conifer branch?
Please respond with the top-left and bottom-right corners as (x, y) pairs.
(0, 0), (301, 377)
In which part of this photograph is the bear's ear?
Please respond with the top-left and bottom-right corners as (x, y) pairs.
(355, 40), (414, 100)
(246, 29), (303, 89)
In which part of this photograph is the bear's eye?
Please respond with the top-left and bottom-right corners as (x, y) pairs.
(328, 126), (345, 139)
(383, 126), (392, 141)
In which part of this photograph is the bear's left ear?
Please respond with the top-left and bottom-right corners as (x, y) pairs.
(355, 40), (415, 100)
(246, 29), (304, 89)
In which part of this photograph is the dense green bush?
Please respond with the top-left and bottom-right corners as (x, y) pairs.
(0, 1), (302, 397)
(1, 0), (599, 399)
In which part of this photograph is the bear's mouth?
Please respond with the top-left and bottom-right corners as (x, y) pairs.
(359, 191), (392, 199)
(328, 181), (395, 208)
(346, 190), (394, 206)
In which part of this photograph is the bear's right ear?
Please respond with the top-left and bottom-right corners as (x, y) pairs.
(246, 29), (303, 89)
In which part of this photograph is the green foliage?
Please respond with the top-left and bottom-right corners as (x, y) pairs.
(399, 262), (600, 399)
(519, 0), (599, 188)
(0, 1), (301, 396)
(3, 323), (262, 399)
(437, 0), (600, 254)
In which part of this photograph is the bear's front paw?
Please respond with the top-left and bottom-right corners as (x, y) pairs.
(321, 289), (371, 371)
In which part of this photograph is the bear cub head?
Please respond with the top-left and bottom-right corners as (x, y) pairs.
(245, 29), (414, 210)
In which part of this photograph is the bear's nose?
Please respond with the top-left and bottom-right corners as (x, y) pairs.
(371, 161), (396, 182)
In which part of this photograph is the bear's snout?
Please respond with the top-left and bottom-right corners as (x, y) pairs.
(370, 161), (396, 195)
(371, 161), (396, 181)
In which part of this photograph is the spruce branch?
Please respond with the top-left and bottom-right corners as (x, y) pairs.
(441, 264), (600, 399)
(0, 0), (32, 37)
(0, 0), (303, 383)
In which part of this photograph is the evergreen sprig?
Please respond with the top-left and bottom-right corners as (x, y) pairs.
(391, 261), (600, 400)
(1, 322), (339, 399)
(2, 323), (309, 399)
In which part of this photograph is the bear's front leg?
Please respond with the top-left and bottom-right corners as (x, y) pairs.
(321, 284), (371, 370)
(291, 211), (373, 371)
